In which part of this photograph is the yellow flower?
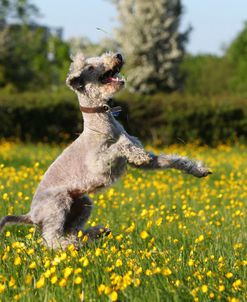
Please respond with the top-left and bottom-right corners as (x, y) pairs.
(67, 244), (76, 251)
(133, 278), (141, 287)
(195, 234), (204, 243)
(63, 267), (73, 278)
(233, 243), (243, 250)
(219, 285), (225, 292)
(0, 283), (5, 293)
(14, 256), (21, 266)
(218, 257), (224, 263)
(82, 257), (89, 267)
(109, 291), (118, 301)
(60, 252), (67, 260)
(228, 298), (240, 302)
(29, 261), (37, 269)
(29, 227), (35, 233)
(95, 248), (101, 256)
(14, 293), (21, 300)
(5, 231), (11, 237)
(27, 248), (34, 255)
(74, 276), (82, 285)
(162, 268), (172, 276)
(44, 270), (51, 278)
(98, 284), (106, 294)
(59, 278), (67, 287)
(36, 276), (45, 288)
(145, 269), (152, 276)
(74, 268), (82, 274)
(156, 217), (163, 226)
(50, 266), (56, 274)
(201, 285), (208, 293)
(232, 279), (242, 290)
(188, 259), (194, 266)
(116, 234), (123, 241)
(206, 270), (213, 277)
(82, 234), (89, 243)
(9, 276), (16, 287)
(25, 274), (32, 285)
(104, 286), (111, 294)
(44, 260), (50, 268)
(116, 259), (123, 267)
(226, 272), (233, 279)
(140, 231), (149, 239)
(50, 276), (58, 284)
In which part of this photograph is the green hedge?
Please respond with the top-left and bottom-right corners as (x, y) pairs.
(117, 92), (247, 145)
(0, 90), (246, 145)
(0, 90), (82, 142)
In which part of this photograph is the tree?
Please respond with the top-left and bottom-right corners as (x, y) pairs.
(0, 0), (40, 24)
(182, 55), (233, 96)
(226, 21), (247, 93)
(0, 25), (70, 90)
(0, 0), (70, 91)
(68, 36), (118, 57)
(111, 0), (190, 94)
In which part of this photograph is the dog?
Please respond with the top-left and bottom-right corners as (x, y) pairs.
(0, 52), (211, 249)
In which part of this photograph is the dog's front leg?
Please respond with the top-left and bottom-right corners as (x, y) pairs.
(133, 153), (212, 178)
(117, 135), (151, 166)
(102, 135), (151, 166)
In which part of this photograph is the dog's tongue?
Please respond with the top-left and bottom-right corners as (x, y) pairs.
(109, 77), (121, 82)
(103, 76), (123, 84)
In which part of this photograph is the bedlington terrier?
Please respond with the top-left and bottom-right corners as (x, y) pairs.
(0, 52), (211, 249)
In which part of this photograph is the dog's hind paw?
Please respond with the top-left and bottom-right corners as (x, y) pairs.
(83, 225), (111, 241)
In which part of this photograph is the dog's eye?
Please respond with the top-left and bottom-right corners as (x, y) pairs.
(87, 65), (95, 72)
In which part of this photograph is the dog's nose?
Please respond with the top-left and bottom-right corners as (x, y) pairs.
(116, 53), (123, 63)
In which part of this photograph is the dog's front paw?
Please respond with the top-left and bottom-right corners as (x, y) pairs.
(130, 151), (152, 166)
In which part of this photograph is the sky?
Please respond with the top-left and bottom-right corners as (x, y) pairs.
(34, 0), (247, 55)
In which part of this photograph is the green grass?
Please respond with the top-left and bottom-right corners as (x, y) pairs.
(0, 141), (246, 302)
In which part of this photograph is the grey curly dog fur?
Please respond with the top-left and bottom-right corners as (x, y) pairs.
(0, 52), (211, 249)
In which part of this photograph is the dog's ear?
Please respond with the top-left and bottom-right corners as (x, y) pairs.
(66, 53), (86, 91)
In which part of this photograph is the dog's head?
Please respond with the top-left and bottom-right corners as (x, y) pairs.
(66, 52), (125, 101)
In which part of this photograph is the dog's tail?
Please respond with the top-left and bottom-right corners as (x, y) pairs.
(0, 214), (33, 231)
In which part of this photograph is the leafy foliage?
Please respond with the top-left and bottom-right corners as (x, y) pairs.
(226, 21), (247, 93)
(181, 55), (233, 96)
(0, 25), (70, 91)
(0, 0), (70, 91)
(0, 90), (246, 145)
(0, 0), (40, 24)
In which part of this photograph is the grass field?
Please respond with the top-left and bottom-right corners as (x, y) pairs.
(0, 141), (246, 302)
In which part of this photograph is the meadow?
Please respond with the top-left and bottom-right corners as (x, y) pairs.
(0, 141), (246, 302)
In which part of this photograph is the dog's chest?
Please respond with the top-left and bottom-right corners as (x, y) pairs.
(86, 144), (126, 184)
(103, 156), (126, 181)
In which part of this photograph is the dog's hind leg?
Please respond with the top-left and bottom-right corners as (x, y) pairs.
(63, 195), (93, 234)
(63, 194), (111, 243)
(32, 190), (77, 249)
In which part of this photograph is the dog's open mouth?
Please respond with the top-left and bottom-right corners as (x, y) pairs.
(99, 64), (125, 85)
